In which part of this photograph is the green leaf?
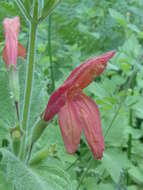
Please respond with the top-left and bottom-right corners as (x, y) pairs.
(84, 176), (114, 190)
(34, 163), (72, 190)
(103, 114), (127, 147)
(97, 183), (114, 190)
(109, 8), (127, 28)
(127, 186), (137, 190)
(0, 148), (47, 190)
(128, 166), (143, 184)
(102, 150), (131, 183)
(0, 171), (12, 189)
(0, 66), (16, 128)
(102, 153), (122, 182)
(0, 148), (72, 190)
(127, 23), (140, 33)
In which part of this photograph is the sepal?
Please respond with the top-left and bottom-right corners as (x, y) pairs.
(8, 65), (20, 102)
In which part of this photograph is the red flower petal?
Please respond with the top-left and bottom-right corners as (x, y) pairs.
(58, 90), (104, 159)
(44, 51), (115, 122)
(58, 99), (82, 153)
(44, 85), (68, 121)
(78, 93), (104, 159)
(70, 92), (104, 159)
(2, 43), (26, 67)
(64, 51), (115, 89)
(3, 17), (20, 68)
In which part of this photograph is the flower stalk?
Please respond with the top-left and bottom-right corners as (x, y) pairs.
(19, 0), (39, 160)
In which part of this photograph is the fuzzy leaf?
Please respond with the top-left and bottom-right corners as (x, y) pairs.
(0, 148), (72, 190)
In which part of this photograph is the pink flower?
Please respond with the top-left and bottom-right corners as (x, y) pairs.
(44, 51), (115, 159)
(2, 16), (26, 68)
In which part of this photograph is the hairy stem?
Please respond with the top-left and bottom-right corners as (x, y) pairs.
(19, 0), (38, 160)
(22, 22), (37, 131)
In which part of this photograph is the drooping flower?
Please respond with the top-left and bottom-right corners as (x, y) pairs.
(43, 51), (115, 159)
(2, 16), (26, 68)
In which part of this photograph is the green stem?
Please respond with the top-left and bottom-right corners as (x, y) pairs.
(48, 15), (55, 92)
(22, 22), (37, 131)
(19, 0), (39, 160)
(14, 0), (31, 22)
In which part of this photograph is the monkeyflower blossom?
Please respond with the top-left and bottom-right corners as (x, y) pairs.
(42, 51), (115, 159)
(2, 16), (26, 68)
(31, 51), (115, 159)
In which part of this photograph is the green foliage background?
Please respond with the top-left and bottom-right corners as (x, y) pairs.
(0, 0), (143, 190)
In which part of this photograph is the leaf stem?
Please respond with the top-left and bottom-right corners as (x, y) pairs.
(38, 0), (61, 23)
(14, 0), (31, 22)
